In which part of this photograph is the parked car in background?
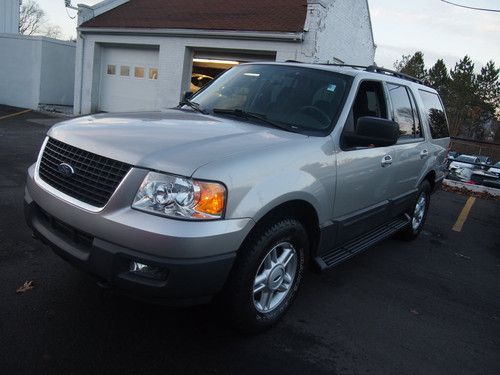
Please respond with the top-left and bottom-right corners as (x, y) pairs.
(448, 151), (460, 161)
(470, 169), (500, 189)
(446, 151), (460, 167)
(449, 155), (480, 170)
(190, 73), (214, 93)
(448, 155), (480, 183)
(488, 162), (500, 176)
(474, 155), (493, 170)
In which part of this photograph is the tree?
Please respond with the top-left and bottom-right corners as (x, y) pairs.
(427, 59), (450, 95)
(43, 24), (63, 39)
(392, 53), (499, 141)
(447, 55), (481, 137)
(19, 0), (45, 35)
(394, 51), (427, 80)
(19, 0), (64, 39)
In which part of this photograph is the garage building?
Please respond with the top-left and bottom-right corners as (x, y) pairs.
(74, 0), (375, 115)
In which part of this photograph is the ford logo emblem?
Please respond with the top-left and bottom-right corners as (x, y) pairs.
(58, 163), (75, 177)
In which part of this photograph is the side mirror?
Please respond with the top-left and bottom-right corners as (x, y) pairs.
(345, 116), (399, 147)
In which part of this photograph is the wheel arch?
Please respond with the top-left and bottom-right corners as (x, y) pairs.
(238, 199), (320, 264)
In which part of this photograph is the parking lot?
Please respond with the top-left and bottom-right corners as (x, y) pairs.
(1, 106), (499, 375)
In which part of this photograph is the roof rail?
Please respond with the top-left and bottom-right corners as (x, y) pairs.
(365, 65), (424, 84)
(283, 61), (424, 84)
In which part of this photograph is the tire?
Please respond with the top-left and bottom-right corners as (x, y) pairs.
(221, 218), (308, 333)
(398, 180), (431, 241)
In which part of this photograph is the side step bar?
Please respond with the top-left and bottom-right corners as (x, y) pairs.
(315, 215), (410, 271)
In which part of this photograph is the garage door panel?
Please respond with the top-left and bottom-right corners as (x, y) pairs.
(99, 46), (159, 113)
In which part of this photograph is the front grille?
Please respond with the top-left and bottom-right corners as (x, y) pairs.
(39, 138), (131, 207)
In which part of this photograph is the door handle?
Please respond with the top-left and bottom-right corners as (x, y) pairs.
(381, 155), (393, 167)
(420, 149), (429, 159)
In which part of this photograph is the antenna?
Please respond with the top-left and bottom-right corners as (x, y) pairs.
(64, 0), (78, 11)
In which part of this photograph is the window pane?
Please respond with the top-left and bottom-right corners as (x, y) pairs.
(419, 90), (449, 139)
(120, 66), (130, 76)
(149, 68), (158, 80)
(191, 64), (351, 132)
(107, 65), (116, 75)
(388, 84), (414, 138)
(135, 67), (145, 78)
(408, 90), (422, 137)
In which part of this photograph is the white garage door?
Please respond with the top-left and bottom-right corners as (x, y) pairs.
(99, 46), (159, 112)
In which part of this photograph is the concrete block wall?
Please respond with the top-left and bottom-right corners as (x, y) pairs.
(0, 33), (76, 110)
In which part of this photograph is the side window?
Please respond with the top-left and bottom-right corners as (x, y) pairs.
(408, 90), (422, 137)
(352, 81), (387, 125)
(387, 84), (418, 139)
(342, 81), (388, 148)
(419, 90), (450, 139)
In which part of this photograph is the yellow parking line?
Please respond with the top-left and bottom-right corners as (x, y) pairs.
(452, 196), (476, 232)
(0, 109), (31, 121)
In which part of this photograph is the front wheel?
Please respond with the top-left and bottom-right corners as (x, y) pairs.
(222, 218), (308, 333)
(398, 180), (431, 241)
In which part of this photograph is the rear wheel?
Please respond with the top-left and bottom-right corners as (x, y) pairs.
(398, 180), (431, 241)
(222, 218), (308, 333)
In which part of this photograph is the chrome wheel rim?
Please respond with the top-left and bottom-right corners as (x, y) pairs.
(412, 193), (427, 231)
(253, 242), (298, 313)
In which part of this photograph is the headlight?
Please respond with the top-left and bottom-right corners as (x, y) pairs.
(132, 172), (226, 220)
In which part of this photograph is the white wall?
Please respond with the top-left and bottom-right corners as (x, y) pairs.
(0, 0), (20, 34)
(40, 38), (76, 105)
(0, 33), (75, 109)
(300, 0), (375, 65)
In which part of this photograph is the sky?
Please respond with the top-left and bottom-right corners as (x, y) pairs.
(38, 0), (500, 70)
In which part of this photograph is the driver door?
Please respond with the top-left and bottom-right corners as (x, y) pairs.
(333, 80), (397, 246)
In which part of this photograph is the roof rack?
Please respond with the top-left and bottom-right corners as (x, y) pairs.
(284, 60), (424, 85)
(326, 63), (424, 84)
(365, 65), (424, 84)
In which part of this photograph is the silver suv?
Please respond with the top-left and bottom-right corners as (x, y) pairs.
(25, 62), (450, 331)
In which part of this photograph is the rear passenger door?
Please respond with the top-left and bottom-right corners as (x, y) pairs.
(386, 83), (428, 216)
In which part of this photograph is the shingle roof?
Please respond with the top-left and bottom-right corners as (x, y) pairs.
(82, 0), (309, 33)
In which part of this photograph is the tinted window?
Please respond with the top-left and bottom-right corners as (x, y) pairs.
(408, 90), (422, 137)
(419, 90), (449, 138)
(191, 65), (352, 134)
(387, 84), (418, 139)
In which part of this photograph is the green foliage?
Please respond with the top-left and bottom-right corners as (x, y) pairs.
(394, 51), (427, 80)
(393, 52), (499, 141)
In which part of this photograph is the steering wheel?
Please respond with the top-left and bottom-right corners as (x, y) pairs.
(298, 106), (330, 125)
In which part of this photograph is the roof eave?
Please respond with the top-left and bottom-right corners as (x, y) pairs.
(77, 27), (304, 42)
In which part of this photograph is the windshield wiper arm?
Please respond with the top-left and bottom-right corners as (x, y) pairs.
(212, 109), (298, 133)
(178, 99), (208, 114)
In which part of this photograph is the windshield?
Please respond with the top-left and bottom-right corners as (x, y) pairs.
(456, 155), (476, 163)
(493, 162), (500, 168)
(190, 64), (352, 134)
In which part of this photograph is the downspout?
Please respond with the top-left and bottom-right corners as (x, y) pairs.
(76, 4), (94, 115)
(78, 31), (85, 115)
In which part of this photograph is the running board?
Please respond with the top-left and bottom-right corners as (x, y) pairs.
(315, 215), (410, 271)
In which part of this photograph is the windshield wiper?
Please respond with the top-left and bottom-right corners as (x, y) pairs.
(212, 108), (298, 133)
(178, 99), (208, 114)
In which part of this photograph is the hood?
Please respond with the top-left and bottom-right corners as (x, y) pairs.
(48, 110), (306, 176)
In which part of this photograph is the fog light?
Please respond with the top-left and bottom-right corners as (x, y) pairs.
(129, 261), (167, 280)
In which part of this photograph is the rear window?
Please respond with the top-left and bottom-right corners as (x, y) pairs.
(419, 90), (449, 139)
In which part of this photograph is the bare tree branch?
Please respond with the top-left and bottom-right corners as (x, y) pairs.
(19, 0), (45, 35)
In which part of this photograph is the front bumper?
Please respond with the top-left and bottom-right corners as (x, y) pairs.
(25, 164), (254, 304)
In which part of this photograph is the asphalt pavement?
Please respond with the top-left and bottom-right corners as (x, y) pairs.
(1, 106), (499, 375)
